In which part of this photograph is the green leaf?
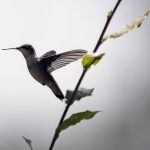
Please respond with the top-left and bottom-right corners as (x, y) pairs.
(56, 110), (100, 134)
(65, 88), (94, 104)
(22, 136), (33, 150)
(82, 53), (105, 69)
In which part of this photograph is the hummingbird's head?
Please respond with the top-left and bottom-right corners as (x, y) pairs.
(2, 44), (36, 58)
(17, 44), (36, 58)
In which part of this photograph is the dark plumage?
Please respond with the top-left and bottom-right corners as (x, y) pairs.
(2, 44), (87, 100)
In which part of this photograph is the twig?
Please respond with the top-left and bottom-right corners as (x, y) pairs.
(49, 1), (122, 150)
(93, 0), (122, 53)
(49, 69), (87, 150)
(102, 7), (150, 43)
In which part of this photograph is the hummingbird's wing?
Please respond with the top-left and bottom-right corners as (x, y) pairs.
(39, 49), (87, 73)
(39, 50), (56, 59)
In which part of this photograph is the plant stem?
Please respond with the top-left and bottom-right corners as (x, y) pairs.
(49, 1), (122, 150)
(93, 0), (122, 53)
(49, 69), (87, 150)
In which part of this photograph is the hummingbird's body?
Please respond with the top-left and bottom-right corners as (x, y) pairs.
(26, 54), (47, 85)
(2, 44), (87, 100)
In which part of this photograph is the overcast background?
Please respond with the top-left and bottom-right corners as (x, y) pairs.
(0, 0), (150, 150)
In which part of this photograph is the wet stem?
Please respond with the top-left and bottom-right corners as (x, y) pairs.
(49, 0), (122, 150)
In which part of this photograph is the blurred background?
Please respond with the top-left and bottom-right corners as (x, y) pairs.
(0, 0), (150, 150)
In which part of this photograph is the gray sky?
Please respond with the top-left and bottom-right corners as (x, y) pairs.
(0, 0), (150, 150)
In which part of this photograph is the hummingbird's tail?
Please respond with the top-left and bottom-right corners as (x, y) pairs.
(46, 74), (64, 100)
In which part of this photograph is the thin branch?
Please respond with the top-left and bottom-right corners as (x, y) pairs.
(49, 69), (87, 150)
(102, 7), (150, 43)
(93, 0), (122, 53)
(49, 1), (122, 150)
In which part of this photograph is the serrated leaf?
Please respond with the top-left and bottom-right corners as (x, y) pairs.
(56, 110), (100, 134)
(22, 136), (33, 150)
(82, 53), (105, 69)
(102, 7), (150, 43)
(65, 88), (94, 104)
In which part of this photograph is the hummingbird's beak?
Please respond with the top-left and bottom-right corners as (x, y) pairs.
(2, 47), (17, 50)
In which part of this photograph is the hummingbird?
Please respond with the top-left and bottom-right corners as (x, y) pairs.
(2, 44), (87, 100)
